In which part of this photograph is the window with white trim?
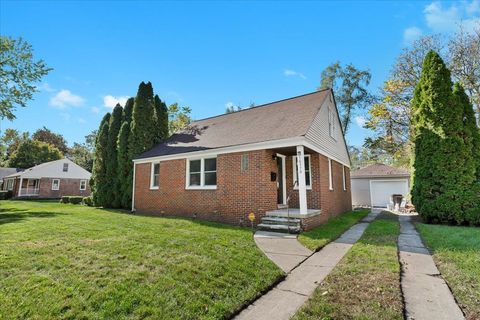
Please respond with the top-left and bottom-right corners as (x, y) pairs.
(187, 157), (217, 188)
(328, 107), (336, 139)
(6, 179), (14, 191)
(342, 165), (346, 191)
(63, 163), (69, 172)
(328, 159), (333, 190)
(293, 155), (312, 189)
(80, 179), (87, 191)
(52, 179), (60, 190)
(150, 162), (160, 189)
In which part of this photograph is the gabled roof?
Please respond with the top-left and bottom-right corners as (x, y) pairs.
(351, 163), (410, 178)
(136, 89), (331, 159)
(0, 168), (22, 181)
(3, 158), (91, 180)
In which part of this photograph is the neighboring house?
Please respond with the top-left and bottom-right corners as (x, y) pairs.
(2, 158), (92, 198)
(351, 163), (410, 208)
(132, 89), (352, 232)
(0, 168), (22, 190)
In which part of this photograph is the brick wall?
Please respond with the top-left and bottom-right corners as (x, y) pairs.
(134, 149), (278, 225)
(38, 178), (91, 198)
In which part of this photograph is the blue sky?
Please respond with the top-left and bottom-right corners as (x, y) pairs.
(1, 1), (479, 147)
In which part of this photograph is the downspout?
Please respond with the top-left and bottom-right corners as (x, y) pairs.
(131, 162), (136, 213)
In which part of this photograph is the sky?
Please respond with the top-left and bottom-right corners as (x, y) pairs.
(1, 0), (479, 148)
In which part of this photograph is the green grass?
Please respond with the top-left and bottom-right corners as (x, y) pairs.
(294, 218), (403, 320)
(417, 223), (480, 320)
(298, 209), (370, 251)
(0, 201), (283, 319)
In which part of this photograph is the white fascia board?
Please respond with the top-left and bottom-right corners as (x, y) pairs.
(303, 138), (351, 168)
(132, 137), (305, 164)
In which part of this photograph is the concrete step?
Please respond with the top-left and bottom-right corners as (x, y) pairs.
(257, 223), (301, 234)
(261, 217), (301, 225)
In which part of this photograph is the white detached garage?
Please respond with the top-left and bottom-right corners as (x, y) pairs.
(351, 164), (410, 208)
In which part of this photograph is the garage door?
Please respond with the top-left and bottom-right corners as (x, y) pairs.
(370, 180), (408, 208)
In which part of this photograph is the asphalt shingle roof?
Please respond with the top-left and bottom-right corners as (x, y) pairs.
(137, 90), (330, 159)
(351, 163), (410, 178)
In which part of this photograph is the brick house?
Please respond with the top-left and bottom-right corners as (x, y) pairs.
(133, 89), (352, 231)
(2, 158), (92, 199)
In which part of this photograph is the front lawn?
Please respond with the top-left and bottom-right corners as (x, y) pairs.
(298, 209), (370, 251)
(294, 217), (403, 320)
(0, 201), (283, 319)
(417, 223), (480, 320)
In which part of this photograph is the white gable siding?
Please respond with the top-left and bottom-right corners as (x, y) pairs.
(305, 93), (350, 166)
(19, 158), (91, 179)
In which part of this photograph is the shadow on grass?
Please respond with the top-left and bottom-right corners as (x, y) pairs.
(0, 210), (64, 225)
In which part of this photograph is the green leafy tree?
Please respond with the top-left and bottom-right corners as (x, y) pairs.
(410, 51), (477, 225)
(8, 139), (62, 168)
(116, 121), (131, 208)
(105, 104), (123, 207)
(68, 142), (93, 172)
(154, 94), (169, 143)
(0, 128), (28, 165)
(123, 97), (134, 124)
(91, 113), (110, 206)
(318, 62), (372, 134)
(32, 126), (68, 154)
(168, 103), (191, 135)
(0, 36), (52, 120)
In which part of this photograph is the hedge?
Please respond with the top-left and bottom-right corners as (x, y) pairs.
(0, 190), (13, 200)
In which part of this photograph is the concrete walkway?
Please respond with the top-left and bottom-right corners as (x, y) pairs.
(235, 211), (379, 320)
(398, 216), (464, 320)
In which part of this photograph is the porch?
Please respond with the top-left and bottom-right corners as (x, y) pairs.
(18, 178), (40, 197)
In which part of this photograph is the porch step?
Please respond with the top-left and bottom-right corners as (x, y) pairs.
(261, 216), (301, 226)
(257, 223), (301, 234)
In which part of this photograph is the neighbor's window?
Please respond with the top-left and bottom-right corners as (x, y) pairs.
(328, 159), (333, 190)
(293, 155), (312, 189)
(63, 163), (69, 172)
(150, 162), (160, 189)
(6, 179), (14, 191)
(342, 165), (346, 191)
(52, 179), (60, 190)
(187, 157), (217, 188)
(80, 179), (87, 191)
(241, 153), (249, 171)
(328, 107), (336, 139)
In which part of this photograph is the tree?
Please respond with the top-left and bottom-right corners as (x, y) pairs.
(154, 94), (169, 143)
(410, 51), (477, 225)
(0, 36), (52, 120)
(8, 139), (62, 168)
(32, 126), (68, 154)
(318, 62), (372, 134)
(168, 103), (191, 135)
(123, 97), (134, 124)
(116, 121), (131, 208)
(105, 104), (123, 207)
(69, 142), (93, 172)
(91, 113), (110, 206)
(0, 128), (28, 165)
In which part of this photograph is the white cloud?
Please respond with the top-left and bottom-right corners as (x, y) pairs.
(91, 106), (100, 114)
(355, 116), (367, 128)
(49, 90), (85, 108)
(37, 82), (56, 92)
(403, 26), (423, 44)
(284, 69), (306, 79)
(103, 95), (129, 108)
(424, 1), (480, 32)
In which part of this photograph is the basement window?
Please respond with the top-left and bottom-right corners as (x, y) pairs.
(187, 157), (217, 189)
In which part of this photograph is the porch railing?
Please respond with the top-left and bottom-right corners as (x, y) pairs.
(285, 180), (298, 233)
(20, 188), (40, 196)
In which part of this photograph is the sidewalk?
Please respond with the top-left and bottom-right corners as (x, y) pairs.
(398, 215), (464, 320)
(235, 211), (379, 320)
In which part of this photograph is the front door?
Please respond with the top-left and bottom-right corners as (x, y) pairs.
(276, 154), (286, 205)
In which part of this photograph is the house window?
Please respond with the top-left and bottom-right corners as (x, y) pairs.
(150, 162), (160, 189)
(80, 179), (87, 191)
(342, 165), (346, 191)
(241, 153), (249, 171)
(187, 157), (217, 189)
(63, 163), (69, 172)
(328, 159), (333, 190)
(293, 155), (312, 189)
(6, 179), (14, 191)
(328, 107), (336, 139)
(52, 179), (60, 190)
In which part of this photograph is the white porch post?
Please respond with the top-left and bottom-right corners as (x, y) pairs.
(296, 145), (308, 215)
(18, 177), (23, 197)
